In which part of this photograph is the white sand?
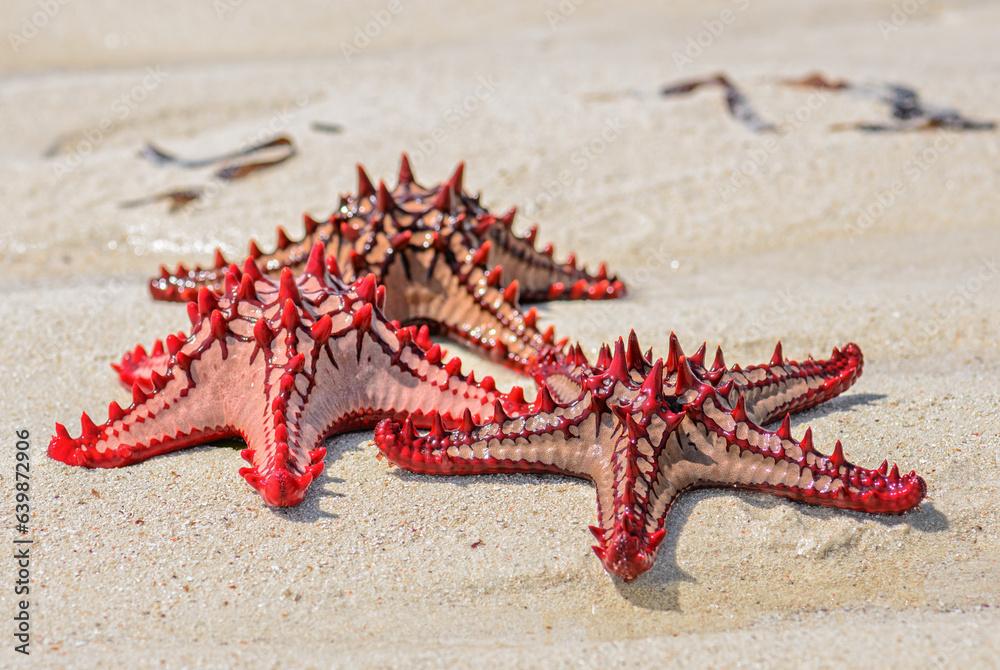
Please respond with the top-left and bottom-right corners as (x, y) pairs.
(1, 1), (999, 667)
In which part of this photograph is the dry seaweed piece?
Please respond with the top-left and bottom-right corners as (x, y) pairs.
(119, 188), (204, 213)
(139, 136), (294, 169)
(310, 121), (344, 134)
(139, 135), (296, 180)
(830, 117), (995, 133)
(123, 135), (297, 212)
(42, 134), (70, 158)
(780, 73), (849, 91)
(213, 138), (297, 181)
(782, 72), (995, 132)
(660, 73), (777, 134)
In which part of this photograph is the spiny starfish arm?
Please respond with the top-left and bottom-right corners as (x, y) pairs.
(591, 332), (865, 426)
(231, 307), (336, 507)
(422, 158), (623, 303)
(683, 383), (926, 516)
(237, 379), (329, 508)
(479, 212), (626, 302)
(712, 341), (864, 425)
(374, 385), (599, 480)
(148, 213), (338, 303)
(50, 315), (246, 468)
(120, 217), (372, 390)
(311, 307), (506, 430)
(379, 242), (564, 374)
(111, 332), (186, 389)
(664, 334), (866, 425)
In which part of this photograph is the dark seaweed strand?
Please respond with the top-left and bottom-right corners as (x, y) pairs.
(782, 73), (995, 132)
(660, 73), (777, 134)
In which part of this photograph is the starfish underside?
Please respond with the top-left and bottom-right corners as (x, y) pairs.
(49, 243), (543, 507)
(375, 333), (926, 581)
(135, 155), (623, 385)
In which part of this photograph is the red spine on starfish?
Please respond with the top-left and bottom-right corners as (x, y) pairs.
(375, 333), (925, 581)
(50, 242), (538, 507)
(139, 155), (609, 383)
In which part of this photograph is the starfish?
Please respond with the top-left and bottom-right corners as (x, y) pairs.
(49, 243), (537, 507)
(375, 333), (926, 581)
(136, 155), (623, 384)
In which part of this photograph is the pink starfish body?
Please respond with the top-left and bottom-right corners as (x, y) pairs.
(49, 243), (530, 507)
(375, 333), (926, 581)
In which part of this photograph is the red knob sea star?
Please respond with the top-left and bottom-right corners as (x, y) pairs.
(49, 243), (537, 507)
(136, 155), (622, 384)
(375, 332), (926, 581)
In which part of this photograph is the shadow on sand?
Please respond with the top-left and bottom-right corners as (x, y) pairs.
(186, 390), (945, 607)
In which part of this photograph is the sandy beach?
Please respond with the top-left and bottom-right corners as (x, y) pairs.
(1, 1), (999, 667)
